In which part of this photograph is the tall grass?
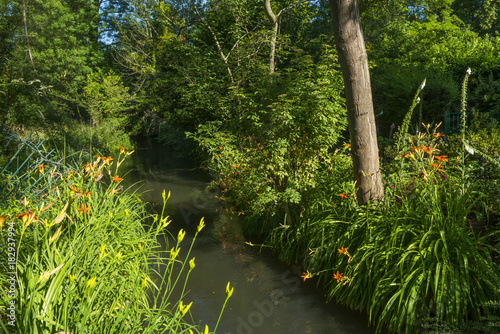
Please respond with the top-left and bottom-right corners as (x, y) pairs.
(0, 146), (228, 333)
(266, 70), (500, 333)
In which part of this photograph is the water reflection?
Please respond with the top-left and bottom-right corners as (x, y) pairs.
(128, 142), (375, 334)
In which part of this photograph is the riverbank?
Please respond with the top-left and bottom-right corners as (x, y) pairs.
(127, 138), (377, 334)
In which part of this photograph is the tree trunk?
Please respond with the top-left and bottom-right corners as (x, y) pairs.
(329, 0), (384, 204)
(264, 0), (278, 74)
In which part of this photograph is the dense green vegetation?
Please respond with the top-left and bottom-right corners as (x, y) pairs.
(1, 0), (500, 333)
(0, 129), (230, 333)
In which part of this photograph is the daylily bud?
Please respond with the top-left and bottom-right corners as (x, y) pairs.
(177, 229), (185, 243)
(189, 257), (195, 271)
(197, 217), (205, 233)
(225, 282), (234, 299)
(170, 247), (180, 260)
(86, 277), (97, 289)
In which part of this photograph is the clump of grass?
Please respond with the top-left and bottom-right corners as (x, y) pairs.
(0, 146), (230, 333)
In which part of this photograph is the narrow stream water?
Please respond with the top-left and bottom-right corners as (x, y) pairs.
(127, 141), (375, 334)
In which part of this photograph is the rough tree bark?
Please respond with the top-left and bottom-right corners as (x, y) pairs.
(329, 0), (384, 204)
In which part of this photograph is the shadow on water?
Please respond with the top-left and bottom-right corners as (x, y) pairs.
(126, 141), (376, 334)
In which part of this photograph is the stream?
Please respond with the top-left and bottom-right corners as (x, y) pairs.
(127, 141), (375, 334)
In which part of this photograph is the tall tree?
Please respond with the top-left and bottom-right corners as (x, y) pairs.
(329, 0), (384, 204)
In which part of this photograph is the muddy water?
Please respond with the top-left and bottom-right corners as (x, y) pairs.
(127, 142), (375, 334)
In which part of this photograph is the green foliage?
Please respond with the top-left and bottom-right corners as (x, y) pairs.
(190, 45), (347, 234)
(268, 128), (500, 334)
(364, 3), (500, 136)
(83, 69), (135, 126)
(0, 144), (221, 333)
(468, 111), (500, 158)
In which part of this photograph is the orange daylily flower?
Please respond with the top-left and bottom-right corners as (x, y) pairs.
(118, 146), (128, 154)
(83, 163), (93, 173)
(82, 191), (92, 197)
(69, 186), (79, 195)
(433, 132), (445, 140)
(35, 164), (49, 174)
(338, 247), (348, 255)
(338, 193), (348, 200)
(434, 155), (448, 162)
(94, 155), (102, 163)
(15, 210), (37, 224)
(103, 157), (113, 165)
(343, 143), (351, 149)
(422, 146), (434, 155)
(112, 175), (123, 182)
(108, 188), (120, 194)
(333, 271), (344, 283)
(77, 203), (91, 216)
(0, 215), (6, 229)
(301, 271), (312, 282)
(429, 163), (444, 171)
(410, 146), (420, 152)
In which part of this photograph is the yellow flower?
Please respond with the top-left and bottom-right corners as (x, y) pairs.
(69, 274), (76, 283)
(203, 325), (209, 334)
(116, 251), (123, 259)
(0, 215), (6, 229)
